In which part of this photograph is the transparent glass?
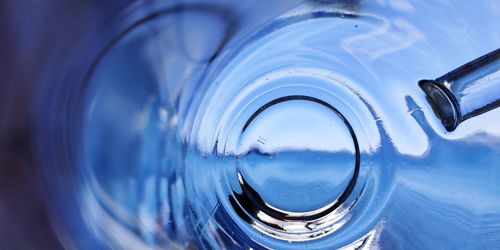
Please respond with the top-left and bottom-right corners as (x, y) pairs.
(32, 0), (500, 249)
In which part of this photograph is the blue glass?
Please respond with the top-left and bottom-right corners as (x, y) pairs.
(420, 48), (500, 131)
(30, 0), (500, 249)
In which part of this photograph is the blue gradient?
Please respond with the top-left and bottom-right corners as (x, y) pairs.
(19, 0), (500, 249)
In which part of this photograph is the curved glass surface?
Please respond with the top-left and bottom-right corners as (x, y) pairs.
(11, 0), (499, 249)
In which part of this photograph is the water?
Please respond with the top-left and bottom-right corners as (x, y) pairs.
(33, 0), (500, 249)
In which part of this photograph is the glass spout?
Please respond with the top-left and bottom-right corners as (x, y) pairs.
(420, 48), (500, 131)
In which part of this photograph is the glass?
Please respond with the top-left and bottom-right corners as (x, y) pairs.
(19, 0), (500, 249)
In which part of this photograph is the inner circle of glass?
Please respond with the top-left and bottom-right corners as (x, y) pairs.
(221, 95), (361, 241)
(235, 96), (358, 214)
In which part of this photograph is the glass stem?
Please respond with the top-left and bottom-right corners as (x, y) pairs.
(419, 48), (500, 131)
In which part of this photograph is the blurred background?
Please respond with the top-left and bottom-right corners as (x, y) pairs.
(0, 1), (146, 248)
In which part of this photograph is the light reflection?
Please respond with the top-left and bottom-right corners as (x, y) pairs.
(23, 0), (500, 249)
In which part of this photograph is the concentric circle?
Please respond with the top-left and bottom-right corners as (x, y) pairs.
(224, 95), (360, 240)
(207, 70), (374, 242)
(236, 96), (358, 213)
(185, 8), (392, 248)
